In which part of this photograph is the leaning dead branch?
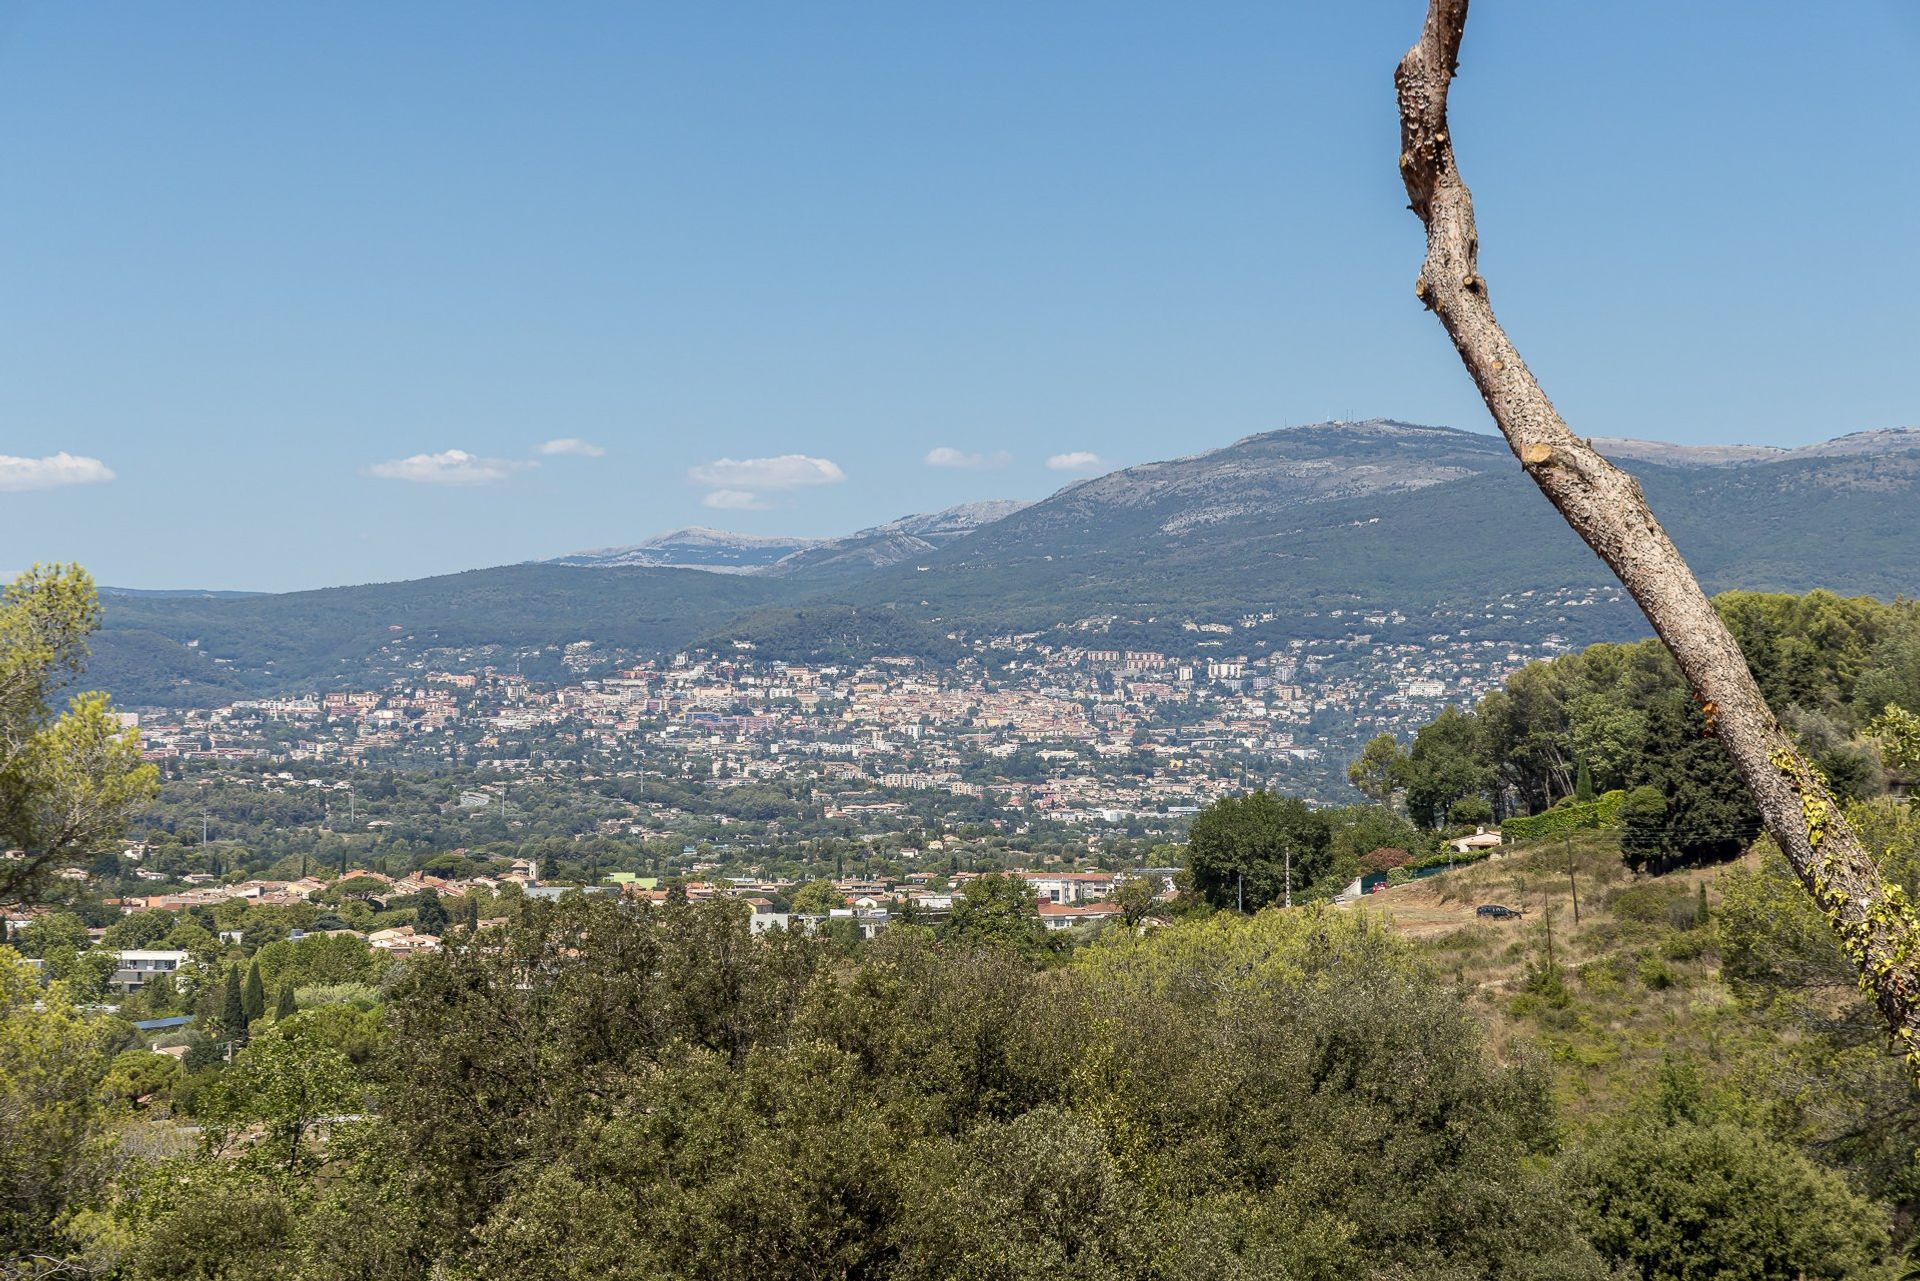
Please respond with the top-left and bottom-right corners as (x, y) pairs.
(1395, 0), (1920, 1068)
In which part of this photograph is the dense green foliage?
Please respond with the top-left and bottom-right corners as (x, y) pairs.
(0, 901), (1628, 1278)
(1386, 592), (1920, 863)
(1183, 792), (1430, 908)
(1567, 1120), (1889, 1280)
(8, 860), (1920, 1277)
(1501, 790), (1625, 842)
(1184, 791), (1329, 909)
(1, 566), (158, 902)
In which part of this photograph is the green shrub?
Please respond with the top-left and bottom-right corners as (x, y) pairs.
(1637, 955), (1678, 990)
(293, 981), (381, 1010)
(1523, 962), (1571, 1008)
(1660, 930), (1711, 963)
(1565, 1120), (1890, 1280)
(1426, 925), (1496, 953)
(1609, 882), (1688, 926)
(1577, 955), (1628, 994)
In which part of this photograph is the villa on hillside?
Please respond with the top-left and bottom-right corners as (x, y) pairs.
(1448, 828), (1504, 856)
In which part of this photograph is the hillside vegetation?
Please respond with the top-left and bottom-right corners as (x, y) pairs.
(1355, 815), (1920, 1276)
(92, 565), (793, 704)
(1367, 590), (1920, 854)
(14, 843), (1917, 1280)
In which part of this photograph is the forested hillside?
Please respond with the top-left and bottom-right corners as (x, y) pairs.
(92, 565), (795, 704)
(1378, 590), (1920, 859)
(90, 423), (1920, 702)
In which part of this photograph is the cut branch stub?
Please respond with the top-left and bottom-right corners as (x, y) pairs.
(1395, 0), (1920, 1071)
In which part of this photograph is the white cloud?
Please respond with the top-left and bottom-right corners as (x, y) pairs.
(1046, 451), (1104, 473)
(0, 451), (116, 493)
(537, 437), (606, 458)
(688, 454), (846, 491)
(925, 446), (1010, 470)
(367, 449), (533, 486)
(702, 488), (769, 510)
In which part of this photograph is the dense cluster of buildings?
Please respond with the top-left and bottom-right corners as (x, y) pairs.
(128, 588), (1615, 838)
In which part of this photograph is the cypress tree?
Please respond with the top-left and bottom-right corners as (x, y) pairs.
(464, 897), (480, 931)
(1697, 881), (1710, 927)
(219, 965), (246, 1039)
(242, 960), (266, 1022)
(275, 983), (297, 1020)
(1575, 759), (1596, 803)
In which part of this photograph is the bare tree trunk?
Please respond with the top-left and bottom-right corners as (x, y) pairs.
(1395, 0), (1920, 1068)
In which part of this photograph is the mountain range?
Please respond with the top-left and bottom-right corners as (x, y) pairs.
(546, 500), (1032, 579)
(92, 420), (1920, 704)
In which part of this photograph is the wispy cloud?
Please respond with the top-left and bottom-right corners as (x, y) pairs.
(687, 453), (844, 511)
(688, 454), (846, 491)
(367, 449), (533, 486)
(0, 451), (116, 493)
(925, 446), (1011, 470)
(1046, 451), (1104, 473)
(702, 489), (770, 510)
(537, 437), (606, 458)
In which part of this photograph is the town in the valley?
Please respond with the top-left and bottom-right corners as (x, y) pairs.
(127, 584), (1615, 859)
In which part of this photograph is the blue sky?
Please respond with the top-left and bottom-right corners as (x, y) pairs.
(1, 1), (1915, 590)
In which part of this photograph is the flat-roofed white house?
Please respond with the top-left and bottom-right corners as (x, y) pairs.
(112, 949), (192, 994)
(1018, 871), (1117, 904)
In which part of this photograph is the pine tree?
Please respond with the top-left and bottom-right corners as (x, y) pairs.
(242, 960), (266, 1023)
(275, 983), (296, 1020)
(416, 893), (450, 935)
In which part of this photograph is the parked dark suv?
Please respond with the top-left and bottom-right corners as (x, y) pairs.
(1475, 904), (1522, 920)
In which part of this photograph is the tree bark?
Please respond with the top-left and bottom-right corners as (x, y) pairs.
(1395, 0), (1920, 1068)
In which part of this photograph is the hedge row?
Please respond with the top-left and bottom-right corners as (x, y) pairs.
(1501, 789), (1627, 843)
(1406, 845), (1496, 875)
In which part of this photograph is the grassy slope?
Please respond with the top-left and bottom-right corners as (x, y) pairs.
(1354, 834), (1776, 1129)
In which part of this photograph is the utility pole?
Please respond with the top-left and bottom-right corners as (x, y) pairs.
(1237, 870), (1245, 914)
(1566, 832), (1580, 924)
(1284, 848), (1292, 909)
(1541, 871), (1555, 973)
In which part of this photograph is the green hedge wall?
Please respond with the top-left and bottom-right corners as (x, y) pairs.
(1501, 790), (1626, 843)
